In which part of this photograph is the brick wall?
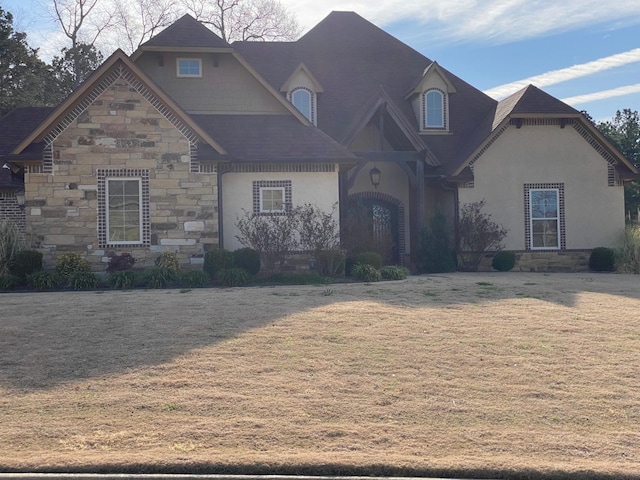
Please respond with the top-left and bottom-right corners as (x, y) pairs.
(0, 192), (25, 232)
(25, 76), (218, 271)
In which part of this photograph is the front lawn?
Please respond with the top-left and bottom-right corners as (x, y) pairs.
(1, 272), (639, 479)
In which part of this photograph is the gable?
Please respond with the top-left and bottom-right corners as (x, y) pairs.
(135, 51), (292, 115)
(12, 51), (228, 163)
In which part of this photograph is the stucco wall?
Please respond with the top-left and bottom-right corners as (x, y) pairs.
(221, 168), (339, 251)
(136, 52), (287, 114)
(25, 76), (218, 270)
(458, 123), (625, 251)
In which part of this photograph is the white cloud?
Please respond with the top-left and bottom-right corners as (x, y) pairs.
(562, 84), (640, 106)
(483, 48), (640, 99)
(282, 0), (640, 43)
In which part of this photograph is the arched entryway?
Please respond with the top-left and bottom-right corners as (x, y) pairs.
(345, 192), (405, 265)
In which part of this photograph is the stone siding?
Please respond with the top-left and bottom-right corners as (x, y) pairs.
(477, 250), (590, 272)
(25, 77), (218, 271)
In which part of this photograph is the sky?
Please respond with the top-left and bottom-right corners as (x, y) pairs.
(3, 0), (640, 123)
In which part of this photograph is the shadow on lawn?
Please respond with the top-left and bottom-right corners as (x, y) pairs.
(0, 272), (638, 391)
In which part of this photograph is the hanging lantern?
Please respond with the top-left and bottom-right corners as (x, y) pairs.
(369, 166), (381, 188)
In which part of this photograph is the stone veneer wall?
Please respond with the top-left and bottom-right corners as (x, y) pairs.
(25, 77), (218, 271)
(477, 250), (590, 272)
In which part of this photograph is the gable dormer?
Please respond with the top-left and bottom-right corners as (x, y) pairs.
(405, 61), (456, 133)
(280, 63), (324, 125)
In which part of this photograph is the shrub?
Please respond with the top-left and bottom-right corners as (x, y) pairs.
(203, 249), (234, 279)
(492, 251), (516, 272)
(589, 247), (616, 272)
(298, 203), (340, 251)
(181, 270), (210, 288)
(0, 274), (20, 291)
(68, 271), (100, 290)
(109, 270), (136, 289)
(315, 250), (345, 276)
(458, 200), (508, 271)
(9, 250), (43, 281)
(0, 219), (24, 276)
(416, 212), (457, 273)
(145, 267), (179, 289)
(28, 271), (62, 290)
(106, 253), (136, 272)
(352, 263), (381, 282)
(233, 247), (261, 275)
(217, 267), (251, 287)
(356, 252), (383, 269)
(55, 252), (90, 279)
(617, 225), (640, 273)
(380, 265), (408, 280)
(155, 249), (180, 272)
(235, 209), (301, 272)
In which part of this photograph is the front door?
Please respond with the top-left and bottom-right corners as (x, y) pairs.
(344, 196), (400, 264)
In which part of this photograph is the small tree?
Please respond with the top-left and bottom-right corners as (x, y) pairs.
(235, 208), (300, 272)
(416, 211), (456, 273)
(298, 203), (343, 274)
(457, 200), (507, 271)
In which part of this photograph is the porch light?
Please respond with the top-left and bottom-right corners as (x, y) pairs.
(15, 190), (25, 208)
(369, 166), (381, 188)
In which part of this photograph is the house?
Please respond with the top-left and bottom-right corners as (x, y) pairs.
(0, 12), (637, 272)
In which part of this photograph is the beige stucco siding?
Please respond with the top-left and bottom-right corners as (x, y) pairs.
(222, 169), (339, 251)
(458, 124), (625, 250)
(136, 52), (288, 114)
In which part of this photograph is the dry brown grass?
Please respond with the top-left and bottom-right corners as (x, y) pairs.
(1, 272), (640, 478)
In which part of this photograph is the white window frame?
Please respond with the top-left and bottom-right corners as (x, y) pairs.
(106, 177), (143, 245)
(529, 188), (560, 250)
(259, 186), (286, 213)
(423, 88), (446, 130)
(176, 58), (202, 78)
(289, 87), (315, 125)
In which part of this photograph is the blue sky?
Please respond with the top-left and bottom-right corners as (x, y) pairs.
(3, 0), (640, 122)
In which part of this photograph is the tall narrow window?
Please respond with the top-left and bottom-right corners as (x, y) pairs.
(424, 89), (444, 128)
(98, 169), (150, 247)
(107, 178), (142, 244)
(290, 88), (313, 123)
(530, 189), (560, 249)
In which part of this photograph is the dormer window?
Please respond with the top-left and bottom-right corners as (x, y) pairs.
(406, 62), (454, 133)
(177, 58), (202, 78)
(289, 87), (315, 124)
(423, 88), (447, 130)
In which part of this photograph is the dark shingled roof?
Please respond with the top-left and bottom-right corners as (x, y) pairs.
(140, 14), (230, 49)
(495, 85), (581, 127)
(190, 114), (356, 162)
(0, 165), (23, 190)
(0, 107), (54, 158)
(233, 11), (498, 176)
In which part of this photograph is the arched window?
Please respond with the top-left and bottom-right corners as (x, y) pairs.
(290, 88), (314, 124)
(424, 89), (446, 129)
